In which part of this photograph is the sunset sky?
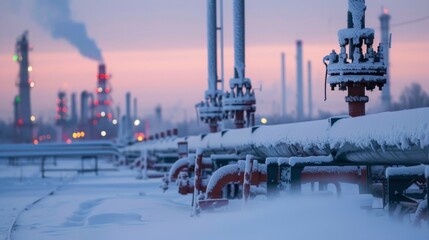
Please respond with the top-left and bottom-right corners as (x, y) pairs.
(1, 0), (428, 123)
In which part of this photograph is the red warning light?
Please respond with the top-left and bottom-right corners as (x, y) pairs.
(17, 119), (23, 126)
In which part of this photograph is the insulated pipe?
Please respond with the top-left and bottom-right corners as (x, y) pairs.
(233, 0), (245, 79)
(169, 157), (190, 182)
(207, 0), (218, 95)
(205, 160), (267, 200)
(380, 9), (391, 111)
(194, 148), (204, 192)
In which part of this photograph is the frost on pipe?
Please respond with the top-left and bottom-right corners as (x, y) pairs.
(331, 108), (429, 164)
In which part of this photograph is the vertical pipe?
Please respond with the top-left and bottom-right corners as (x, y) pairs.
(126, 92), (131, 140)
(243, 155), (253, 203)
(220, 0), (225, 92)
(207, 0), (218, 95)
(296, 40), (304, 121)
(233, 0), (245, 79)
(281, 52), (286, 118)
(380, 9), (391, 111)
(193, 148), (204, 215)
(307, 61), (312, 120)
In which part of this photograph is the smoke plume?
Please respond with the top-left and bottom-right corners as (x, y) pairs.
(33, 0), (103, 62)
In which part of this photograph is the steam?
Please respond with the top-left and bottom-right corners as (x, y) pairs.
(33, 0), (103, 62)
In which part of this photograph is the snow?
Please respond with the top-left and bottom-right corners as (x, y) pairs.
(265, 157), (279, 165)
(426, 166), (429, 178)
(1, 160), (428, 240)
(385, 165), (427, 177)
(289, 155), (334, 166)
(348, 0), (365, 29)
(329, 108), (429, 150)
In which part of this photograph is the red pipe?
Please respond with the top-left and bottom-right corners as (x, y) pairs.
(205, 160), (267, 200)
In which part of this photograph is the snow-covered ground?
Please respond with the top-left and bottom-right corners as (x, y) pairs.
(1, 159), (427, 240)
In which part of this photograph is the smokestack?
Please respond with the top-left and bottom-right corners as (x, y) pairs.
(15, 32), (33, 143)
(71, 92), (78, 125)
(281, 52), (286, 118)
(380, 8), (391, 111)
(307, 61), (312, 120)
(296, 40), (304, 121)
(80, 91), (88, 126)
(126, 92), (131, 140)
(32, 0), (103, 62)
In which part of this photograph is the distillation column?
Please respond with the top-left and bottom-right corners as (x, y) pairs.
(14, 32), (33, 143)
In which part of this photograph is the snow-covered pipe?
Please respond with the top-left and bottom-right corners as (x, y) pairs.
(130, 108), (429, 165)
(194, 148), (204, 192)
(205, 160), (267, 200)
(206, 161), (245, 199)
(207, 0), (217, 94)
(243, 155), (253, 202)
(380, 9), (391, 111)
(234, 0), (245, 79)
(168, 156), (190, 182)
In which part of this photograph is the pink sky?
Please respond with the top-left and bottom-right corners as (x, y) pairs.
(0, 0), (428, 123)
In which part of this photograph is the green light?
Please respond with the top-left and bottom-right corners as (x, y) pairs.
(15, 96), (21, 103)
(13, 55), (18, 62)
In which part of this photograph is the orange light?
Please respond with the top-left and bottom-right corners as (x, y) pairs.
(66, 139), (72, 144)
(33, 139), (39, 145)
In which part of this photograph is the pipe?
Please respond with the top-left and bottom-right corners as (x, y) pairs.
(205, 160), (267, 200)
(380, 9), (391, 111)
(243, 155), (253, 202)
(207, 0), (217, 95)
(169, 157), (190, 182)
(233, 0), (245, 79)
(296, 40), (304, 121)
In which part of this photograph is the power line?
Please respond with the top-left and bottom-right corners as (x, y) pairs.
(391, 15), (429, 27)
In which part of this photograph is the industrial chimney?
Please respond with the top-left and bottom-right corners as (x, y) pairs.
(14, 32), (33, 143)
(223, 0), (256, 128)
(93, 64), (115, 138)
(296, 40), (304, 121)
(281, 52), (286, 119)
(380, 8), (391, 111)
(307, 61), (312, 120)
